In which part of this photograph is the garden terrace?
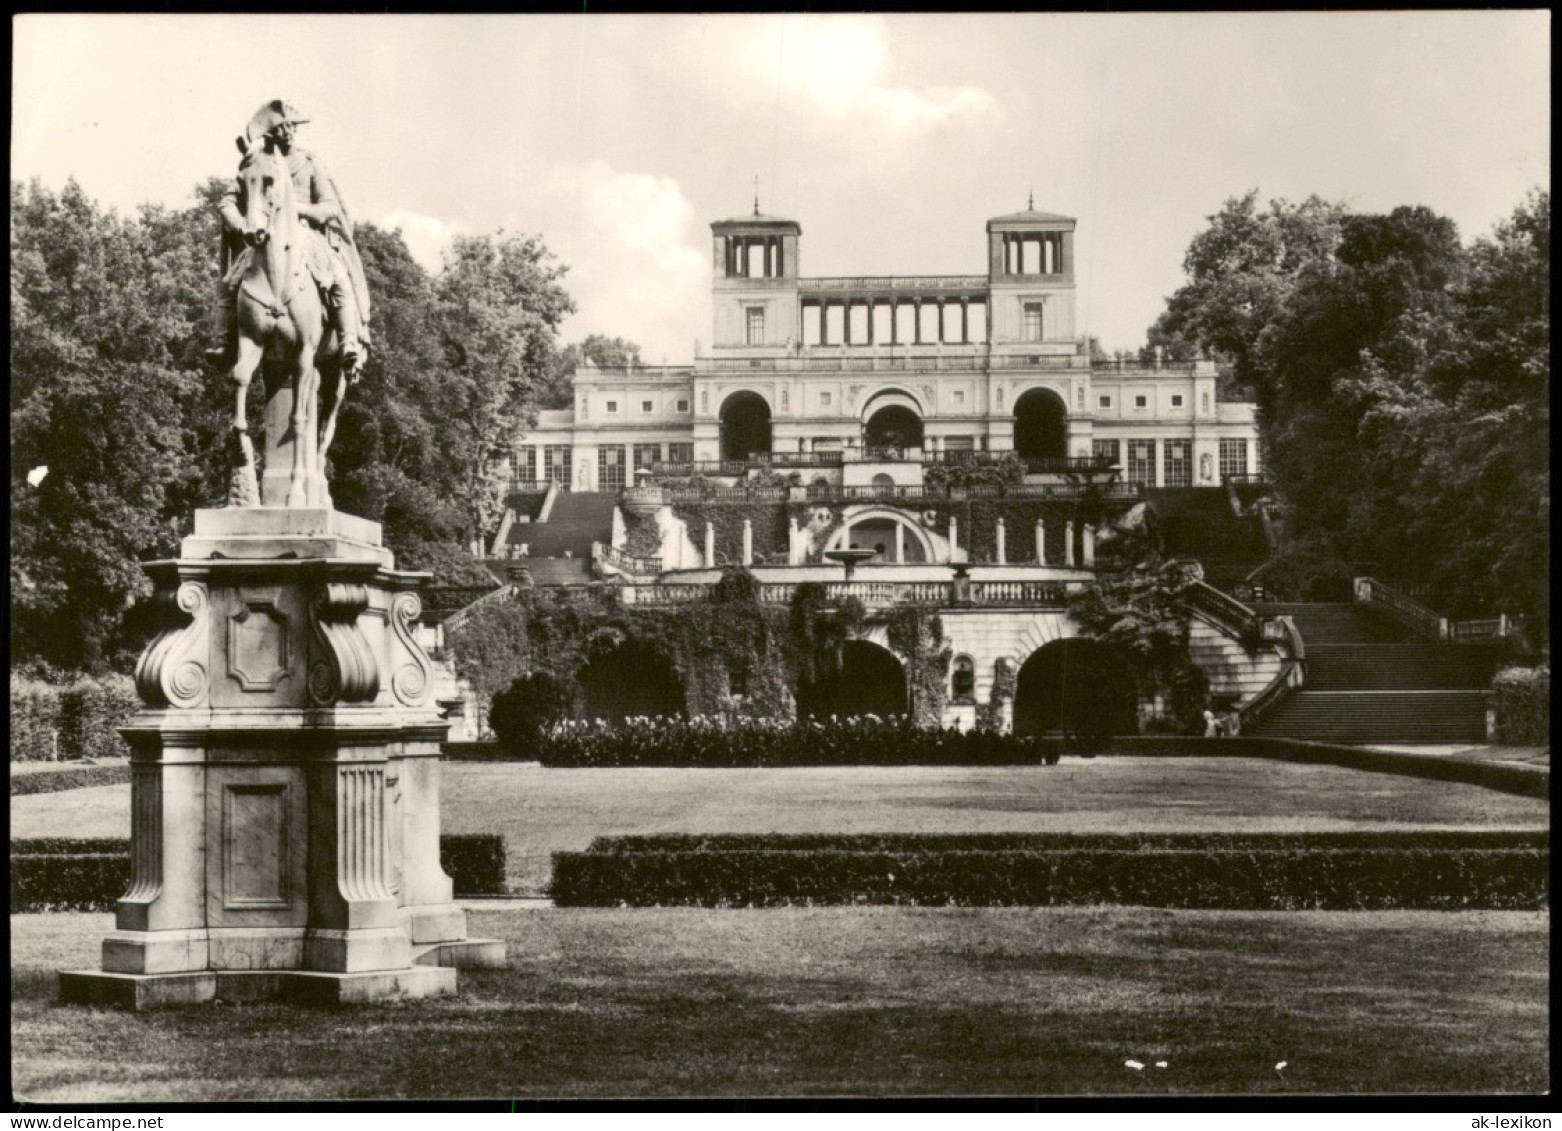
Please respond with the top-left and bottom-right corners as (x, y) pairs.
(649, 452), (1115, 475)
(619, 578), (1085, 609)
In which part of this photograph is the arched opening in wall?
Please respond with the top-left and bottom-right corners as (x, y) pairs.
(796, 640), (907, 720)
(1012, 638), (1136, 738)
(578, 637), (686, 725)
(1013, 388), (1067, 462)
(864, 404), (924, 451)
(720, 392), (772, 461)
(839, 515), (929, 563)
(951, 655), (976, 704)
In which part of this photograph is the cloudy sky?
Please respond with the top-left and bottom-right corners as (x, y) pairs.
(12, 13), (1550, 362)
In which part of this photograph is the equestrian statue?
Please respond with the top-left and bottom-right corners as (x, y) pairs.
(210, 100), (371, 508)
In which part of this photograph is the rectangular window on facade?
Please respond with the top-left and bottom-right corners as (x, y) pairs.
(1127, 439), (1156, 487)
(676, 399), (690, 413)
(1023, 303), (1044, 342)
(543, 445), (572, 486)
(641, 400), (654, 414)
(598, 445), (627, 492)
(605, 400), (618, 414)
(1163, 439), (1192, 487)
(1098, 395), (1112, 409)
(633, 444), (661, 474)
(512, 447), (537, 483)
(1171, 394), (1184, 407)
(944, 436), (975, 451)
(1092, 439), (1121, 466)
(820, 391), (832, 406)
(1219, 438), (1248, 480)
(953, 390), (966, 405)
(667, 442), (694, 464)
(746, 307), (765, 346)
(1134, 395), (1148, 409)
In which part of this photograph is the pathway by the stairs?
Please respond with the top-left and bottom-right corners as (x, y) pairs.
(502, 491), (616, 585)
(1146, 487), (1268, 592)
(1248, 602), (1498, 744)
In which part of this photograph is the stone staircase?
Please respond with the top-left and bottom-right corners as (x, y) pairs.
(502, 491), (617, 585)
(1146, 487), (1268, 592)
(1248, 602), (1492, 743)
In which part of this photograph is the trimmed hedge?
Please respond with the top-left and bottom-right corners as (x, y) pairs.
(10, 763), (132, 797)
(1492, 665), (1549, 745)
(11, 834), (508, 911)
(439, 833), (507, 896)
(9, 674), (138, 762)
(552, 842), (1549, 910)
(584, 830), (1549, 855)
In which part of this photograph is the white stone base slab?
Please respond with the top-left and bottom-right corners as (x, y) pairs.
(181, 507), (392, 564)
(404, 903), (470, 945)
(303, 927), (412, 973)
(412, 938), (508, 969)
(59, 965), (456, 1010)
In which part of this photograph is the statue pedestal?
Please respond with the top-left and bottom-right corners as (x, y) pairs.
(59, 508), (505, 1010)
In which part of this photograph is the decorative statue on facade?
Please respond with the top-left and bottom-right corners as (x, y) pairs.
(211, 100), (372, 508)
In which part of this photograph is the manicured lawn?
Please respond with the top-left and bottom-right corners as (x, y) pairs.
(12, 906), (1549, 1100)
(11, 758), (1549, 893)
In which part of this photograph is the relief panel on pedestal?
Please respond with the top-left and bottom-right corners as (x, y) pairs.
(205, 766), (308, 927)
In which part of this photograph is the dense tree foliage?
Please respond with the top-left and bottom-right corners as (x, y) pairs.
(11, 178), (579, 670)
(541, 333), (643, 410)
(1151, 189), (1549, 641)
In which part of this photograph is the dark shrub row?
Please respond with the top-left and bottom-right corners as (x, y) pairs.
(10, 764), (133, 797)
(1491, 666), (1549, 745)
(11, 834), (508, 911)
(442, 741), (517, 762)
(550, 846), (1549, 910)
(10, 675), (138, 762)
(454, 721), (1547, 800)
(584, 830), (1549, 855)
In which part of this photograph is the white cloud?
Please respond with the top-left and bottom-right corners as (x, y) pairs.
(378, 208), (470, 272)
(673, 16), (996, 133)
(548, 160), (707, 363)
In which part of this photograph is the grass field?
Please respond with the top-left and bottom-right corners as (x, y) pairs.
(11, 906), (1549, 1100)
(13, 758), (1549, 893)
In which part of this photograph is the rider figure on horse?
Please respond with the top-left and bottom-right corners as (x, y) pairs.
(209, 100), (370, 377)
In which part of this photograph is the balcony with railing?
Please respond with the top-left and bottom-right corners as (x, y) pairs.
(622, 576), (1086, 609)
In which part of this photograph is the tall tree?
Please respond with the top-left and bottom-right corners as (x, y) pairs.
(10, 179), (215, 669)
(431, 233), (575, 549)
(539, 332), (643, 410)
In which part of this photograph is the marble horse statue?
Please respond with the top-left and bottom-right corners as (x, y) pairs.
(218, 102), (367, 508)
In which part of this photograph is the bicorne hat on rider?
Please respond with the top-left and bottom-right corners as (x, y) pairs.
(244, 100), (309, 145)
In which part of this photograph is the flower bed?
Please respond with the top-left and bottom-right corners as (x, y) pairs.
(536, 715), (1063, 768)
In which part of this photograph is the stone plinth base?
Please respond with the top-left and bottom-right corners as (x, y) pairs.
(413, 938), (509, 969)
(60, 965), (456, 1010)
(61, 505), (506, 1011)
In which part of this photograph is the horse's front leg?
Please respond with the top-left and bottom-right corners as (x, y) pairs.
(231, 332), (264, 432)
(285, 354), (318, 508)
(318, 366), (345, 466)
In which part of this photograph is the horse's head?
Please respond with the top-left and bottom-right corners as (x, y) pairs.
(235, 138), (291, 248)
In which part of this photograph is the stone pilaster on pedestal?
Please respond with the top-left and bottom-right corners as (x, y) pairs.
(61, 506), (504, 1010)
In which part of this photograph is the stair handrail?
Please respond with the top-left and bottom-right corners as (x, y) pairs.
(1181, 579), (1261, 644)
(592, 541), (663, 581)
(1354, 576), (1451, 641)
(1234, 614), (1305, 735)
(443, 583), (522, 635)
(534, 480), (561, 525)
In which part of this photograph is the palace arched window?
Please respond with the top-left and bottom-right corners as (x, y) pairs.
(951, 655), (976, 703)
